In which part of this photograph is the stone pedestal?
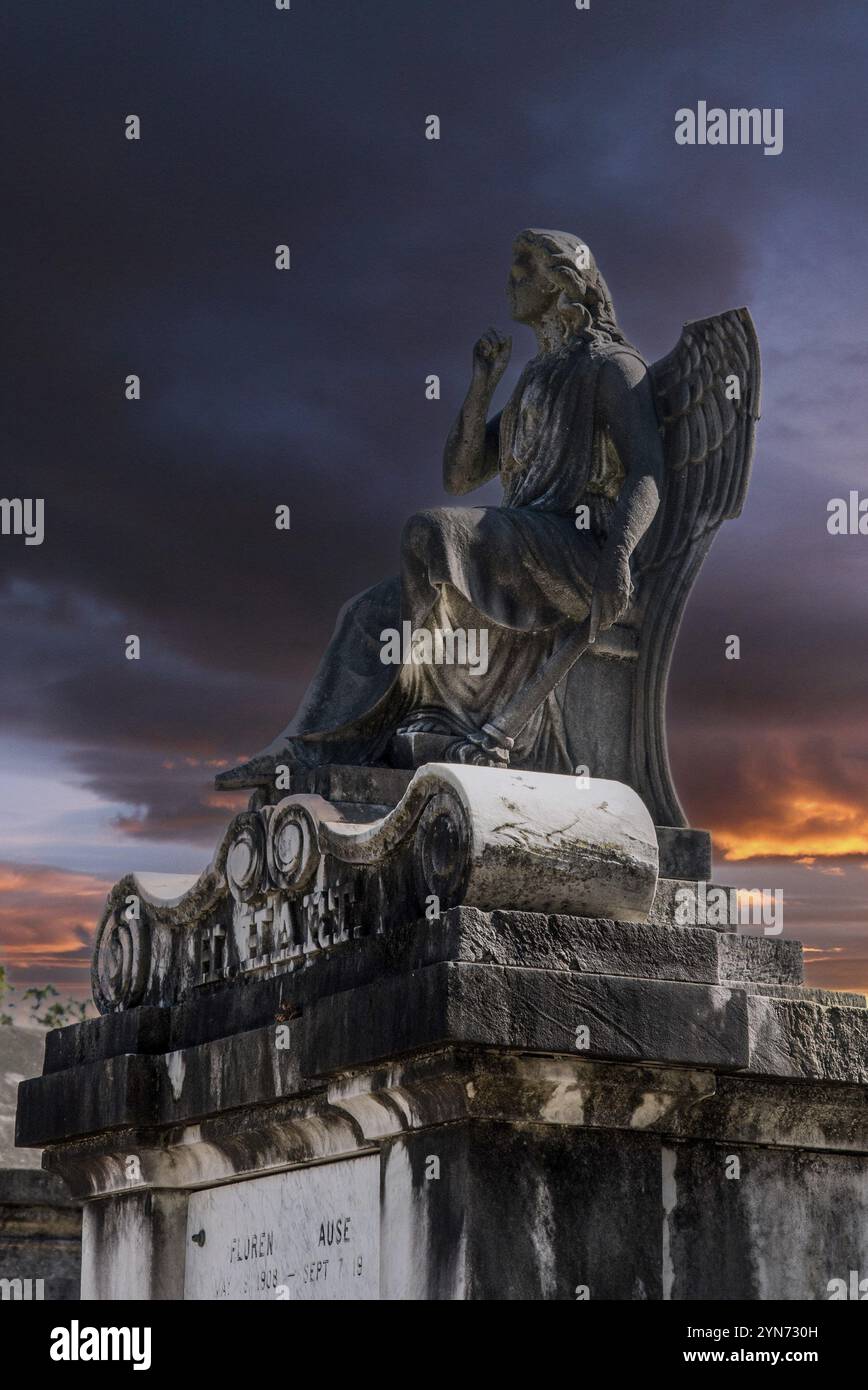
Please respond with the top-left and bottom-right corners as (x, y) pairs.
(17, 904), (868, 1300)
(15, 767), (868, 1300)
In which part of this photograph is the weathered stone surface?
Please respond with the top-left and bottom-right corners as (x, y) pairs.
(305, 960), (864, 1082)
(717, 929), (803, 984)
(21, 920), (866, 1153)
(0, 1027), (82, 1300)
(384, 1124), (665, 1301)
(663, 1142), (868, 1301)
(450, 1125), (868, 1301)
(740, 981), (865, 1007)
(290, 766), (709, 879)
(289, 764), (412, 805)
(16, 1032), (867, 1301)
(655, 826), (711, 881)
(17, 749), (865, 1303)
(746, 995), (868, 1083)
(184, 1155), (379, 1301)
(39, 909), (810, 1083)
(43, 1006), (170, 1075)
(33, 1051), (868, 1197)
(648, 876), (735, 930)
(298, 964), (749, 1076)
(82, 1191), (187, 1301)
(18, 1053), (160, 1147)
(63, 905), (809, 1075)
(37, 1068), (868, 1301)
(91, 765), (662, 1014)
(0, 1167), (81, 1302)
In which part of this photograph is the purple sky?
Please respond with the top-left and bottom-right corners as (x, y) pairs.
(3, 0), (868, 1001)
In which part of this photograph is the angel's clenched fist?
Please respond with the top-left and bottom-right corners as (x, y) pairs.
(472, 327), (512, 384)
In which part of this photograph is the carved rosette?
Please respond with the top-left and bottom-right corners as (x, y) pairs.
(266, 798), (321, 892)
(412, 788), (471, 909)
(225, 812), (268, 903)
(92, 905), (151, 1013)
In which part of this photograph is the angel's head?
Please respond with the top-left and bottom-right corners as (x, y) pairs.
(508, 229), (624, 347)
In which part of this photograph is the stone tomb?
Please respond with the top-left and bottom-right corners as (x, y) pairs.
(16, 765), (868, 1300)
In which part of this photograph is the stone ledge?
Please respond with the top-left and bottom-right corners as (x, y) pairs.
(302, 962), (753, 1076)
(21, 956), (867, 1148)
(0, 1166), (78, 1207)
(34, 1050), (868, 1203)
(43, 908), (809, 1076)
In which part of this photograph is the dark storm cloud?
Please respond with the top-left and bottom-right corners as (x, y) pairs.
(3, 0), (868, 865)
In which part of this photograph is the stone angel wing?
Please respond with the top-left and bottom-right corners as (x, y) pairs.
(629, 308), (761, 825)
(638, 307), (761, 573)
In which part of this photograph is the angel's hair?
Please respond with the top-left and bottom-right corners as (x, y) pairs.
(517, 228), (628, 347)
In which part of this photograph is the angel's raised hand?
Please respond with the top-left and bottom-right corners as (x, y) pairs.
(472, 328), (512, 387)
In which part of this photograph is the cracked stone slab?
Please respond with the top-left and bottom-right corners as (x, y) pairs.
(746, 994), (868, 1083)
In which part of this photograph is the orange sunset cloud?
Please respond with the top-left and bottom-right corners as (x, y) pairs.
(715, 794), (868, 862)
(0, 862), (111, 989)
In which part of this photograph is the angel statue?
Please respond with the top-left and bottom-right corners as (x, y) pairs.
(218, 229), (760, 826)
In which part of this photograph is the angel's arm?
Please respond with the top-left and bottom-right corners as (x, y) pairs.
(443, 402), (501, 495)
(443, 328), (511, 495)
(598, 352), (664, 565)
(591, 353), (665, 630)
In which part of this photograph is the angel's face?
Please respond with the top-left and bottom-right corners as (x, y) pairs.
(507, 241), (558, 325)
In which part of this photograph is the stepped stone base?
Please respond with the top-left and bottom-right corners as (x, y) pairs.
(13, 766), (868, 1300)
(17, 900), (868, 1301)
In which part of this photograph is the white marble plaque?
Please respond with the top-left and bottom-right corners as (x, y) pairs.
(184, 1155), (379, 1300)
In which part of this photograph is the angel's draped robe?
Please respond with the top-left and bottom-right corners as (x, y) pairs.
(277, 336), (641, 774)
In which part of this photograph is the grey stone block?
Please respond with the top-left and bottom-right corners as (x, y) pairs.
(40, 910), (808, 1084)
(648, 877), (735, 931)
(747, 995), (868, 1083)
(16, 1054), (159, 1147)
(389, 1121), (868, 1299)
(655, 827), (712, 881)
(299, 961), (753, 1075)
(664, 1142), (868, 1300)
(289, 764), (413, 805)
(718, 931), (803, 985)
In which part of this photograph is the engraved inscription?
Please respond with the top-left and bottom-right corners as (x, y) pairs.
(184, 1155), (379, 1301)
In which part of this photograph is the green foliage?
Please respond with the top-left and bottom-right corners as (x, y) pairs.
(0, 970), (94, 1028)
